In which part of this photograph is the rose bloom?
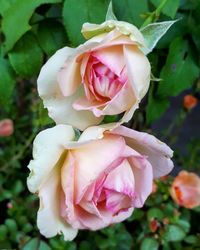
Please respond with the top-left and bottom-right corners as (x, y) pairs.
(0, 119), (14, 137)
(170, 170), (200, 209)
(38, 20), (151, 130)
(183, 94), (198, 110)
(27, 124), (173, 240)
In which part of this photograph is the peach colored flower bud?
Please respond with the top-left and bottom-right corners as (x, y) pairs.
(0, 119), (14, 137)
(183, 95), (198, 110)
(170, 170), (200, 209)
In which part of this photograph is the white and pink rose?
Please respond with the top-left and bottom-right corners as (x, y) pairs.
(27, 124), (173, 240)
(38, 20), (151, 130)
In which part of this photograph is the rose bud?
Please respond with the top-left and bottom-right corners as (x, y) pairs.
(38, 20), (151, 130)
(170, 170), (200, 209)
(0, 119), (14, 137)
(27, 125), (173, 240)
(183, 95), (198, 110)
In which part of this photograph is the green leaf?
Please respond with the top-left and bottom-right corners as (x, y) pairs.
(106, 1), (117, 20)
(147, 208), (164, 221)
(2, 0), (62, 52)
(141, 238), (159, 250)
(140, 20), (177, 54)
(5, 219), (17, 239)
(157, 37), (199, 97)
(128, 209), (144, 221)
(184, 235), (199, 244)
(22, 238), (38, 250)
(176, 219), (190, 233)
(163, 224), (186, 242)
(8, 32), (43, 78)
(0, 225), (8, 241)
(63, 0), (109, 46)
(112, 0), (149, 27)
(0, 0), (16, 16)
(146, 86), (170, 124)
(150, 0), (180, 18)
(37, 20), (68, 56)
(22, 238), (51, 250)
(0, 57), (15, 108)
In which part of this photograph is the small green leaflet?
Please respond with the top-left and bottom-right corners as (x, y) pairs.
(105, 1), (117, 21)
(140, 20), (178, 54)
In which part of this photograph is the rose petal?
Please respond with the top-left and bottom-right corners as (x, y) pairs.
(92, 45), (125, 76)
(71, 134), (126, 202)
(57, 55), (82, 97)
(37, 47), (103, 130)
(37, 165), (77, 240)
(73, 81), (135, 117)
(129, 157), (153, 207)
(123, 44), (151, 99)
(112, 126), (174, 178)
(27, 125), (75, 193)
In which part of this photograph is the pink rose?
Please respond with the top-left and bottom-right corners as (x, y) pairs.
(27, 124), (173, 240)
(170, 170), (200, 209)
(38, 20), (151, 130)
(0, 119), (14, 137)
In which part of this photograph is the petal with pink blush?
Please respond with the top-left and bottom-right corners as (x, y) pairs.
(71, 134), (126, 203)
(129, 157), (153, 207)
(123, 45), (151, 99)
(73, 81), (135, 117)
(92, 45), (125, 76)
(61, 151), (82, 228)
(99, 81), (136, 116)
(112, 126), (174, 178)
(104, 159), (135, 197)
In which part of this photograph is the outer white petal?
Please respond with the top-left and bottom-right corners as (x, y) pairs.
(27, 125), (77, 240)
(37, 165), (78, 240)
(37, 47), (102, 131)
(27, 125), (75, 193)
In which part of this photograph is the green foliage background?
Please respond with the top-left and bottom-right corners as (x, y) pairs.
(0, 0), (200, 249)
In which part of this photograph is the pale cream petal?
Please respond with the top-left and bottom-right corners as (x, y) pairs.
(37, 47), (103, 130)
(27, 125), (75, 193)
(37, 165), (78, 240)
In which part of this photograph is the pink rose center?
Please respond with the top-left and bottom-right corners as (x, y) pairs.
(83, 54), (127, 103)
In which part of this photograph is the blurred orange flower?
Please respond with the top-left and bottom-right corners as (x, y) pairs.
(152, 181), (157, 193)
(0, 119), (14, 137)
(170, 171), (200, 209)
(183, 95), (198, 110)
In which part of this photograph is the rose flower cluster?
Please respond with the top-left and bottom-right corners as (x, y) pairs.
(27, 20), (174, 241)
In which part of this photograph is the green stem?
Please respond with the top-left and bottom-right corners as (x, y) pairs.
(141, 0), (168, 28)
